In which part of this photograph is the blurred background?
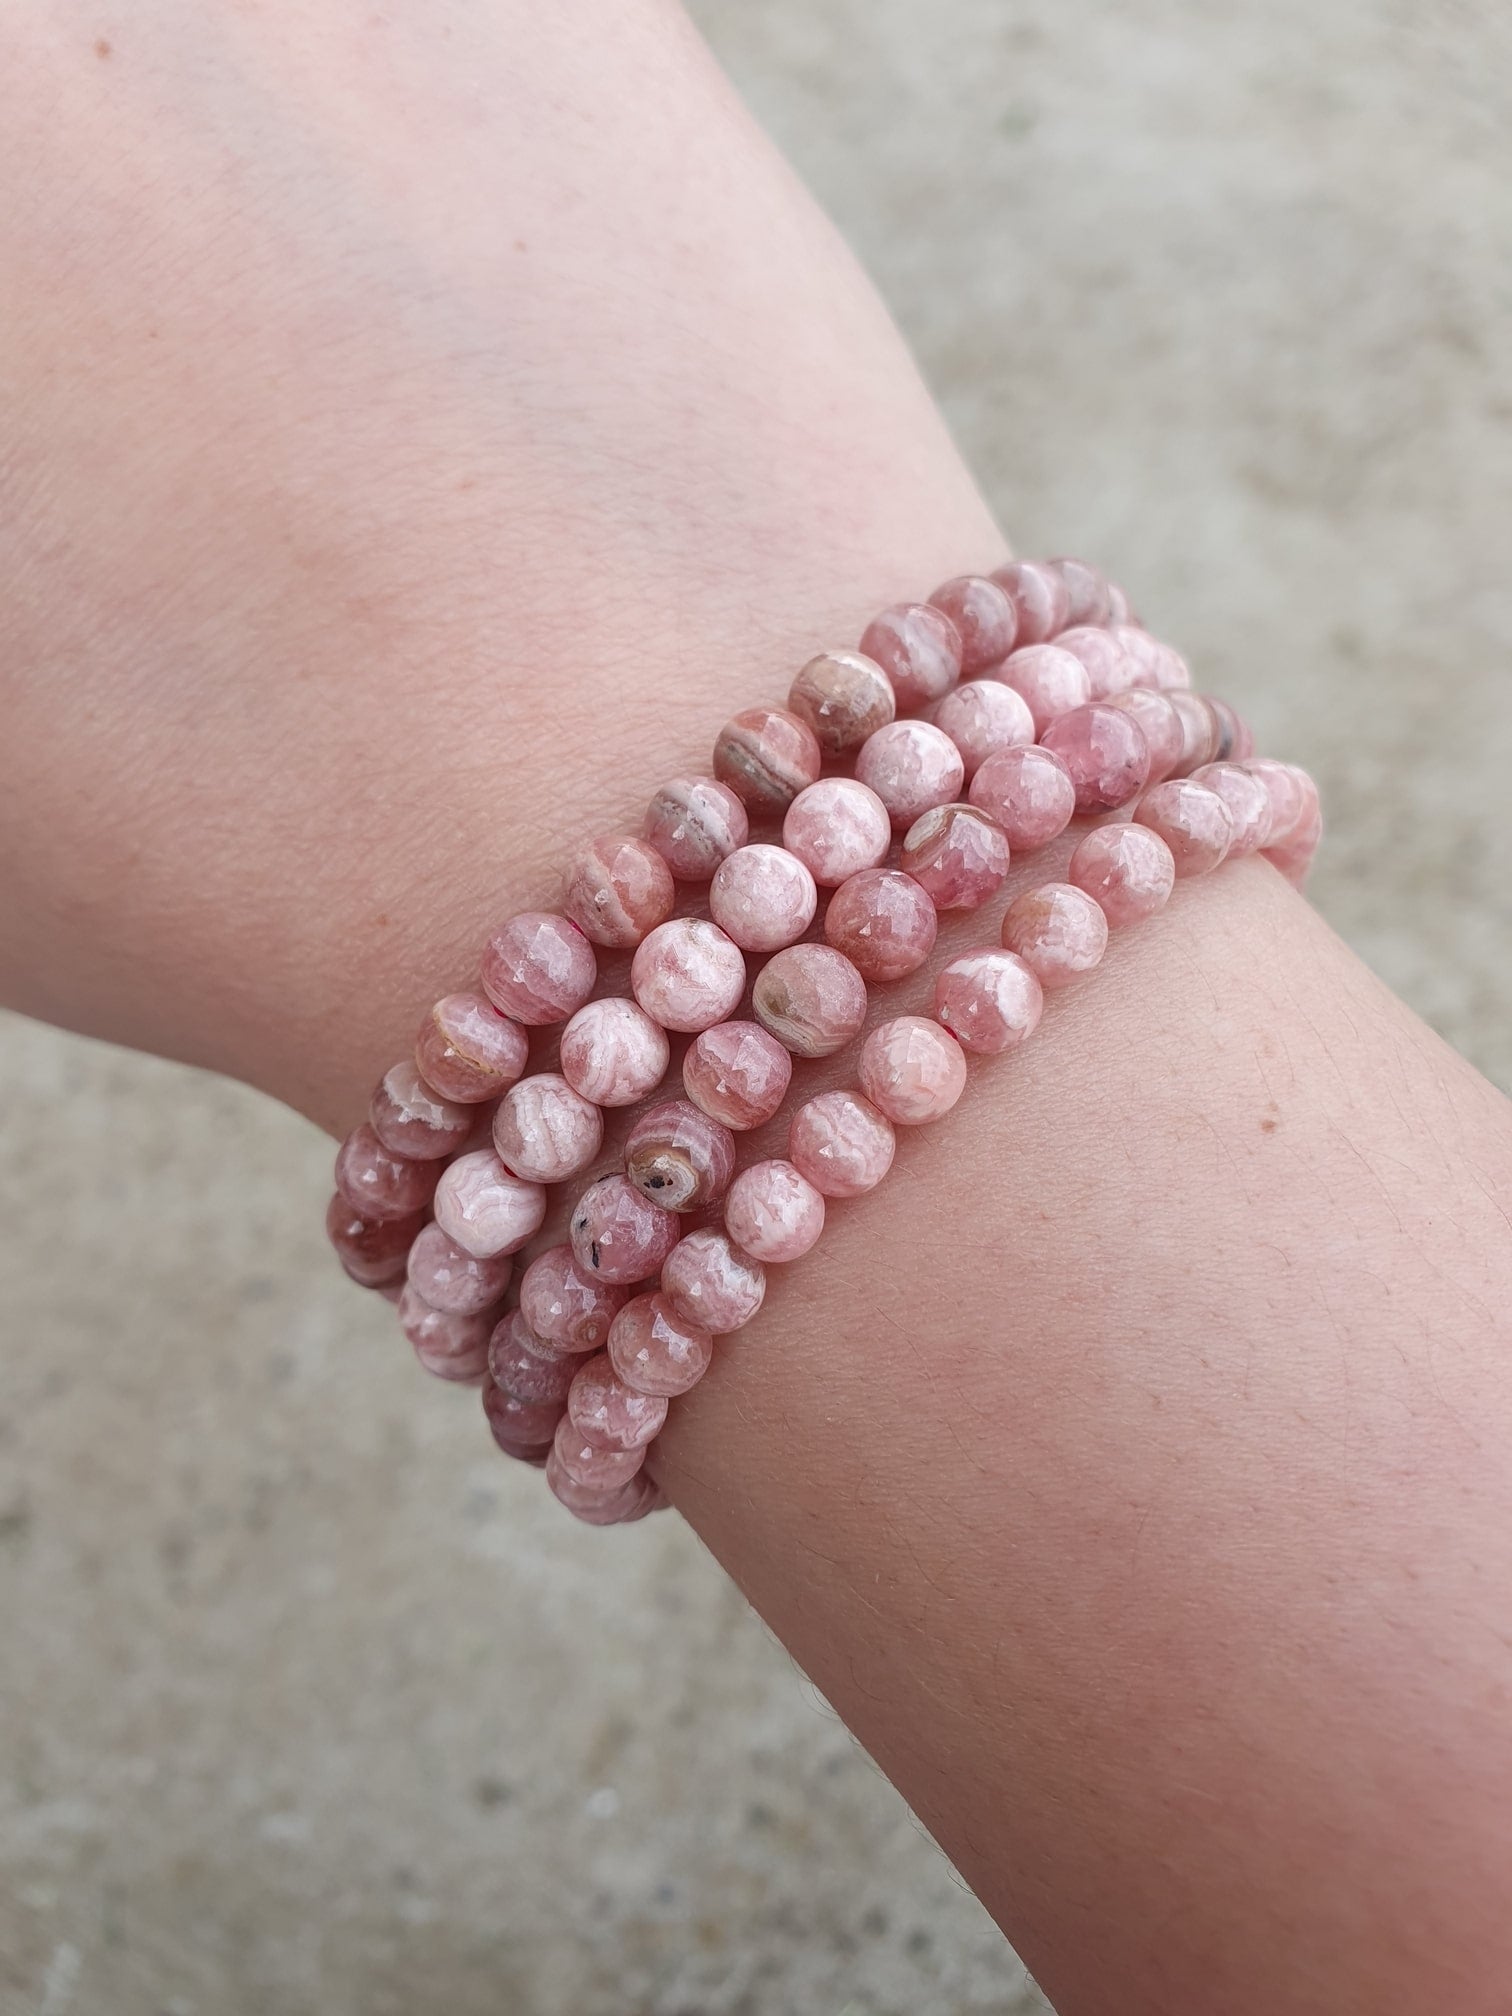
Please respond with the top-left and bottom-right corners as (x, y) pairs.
(3, 2), (1509, 2011)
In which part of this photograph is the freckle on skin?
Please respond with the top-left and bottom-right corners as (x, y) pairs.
(94, 38), (112, 59)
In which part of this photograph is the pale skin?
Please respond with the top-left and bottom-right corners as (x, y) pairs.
(2, 5), (1510, 2011)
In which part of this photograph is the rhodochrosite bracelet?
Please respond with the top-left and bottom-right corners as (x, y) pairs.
(326, 557), (1322, 1525)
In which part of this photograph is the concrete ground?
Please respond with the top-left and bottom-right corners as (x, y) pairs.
(3, 2), (1509, 2011)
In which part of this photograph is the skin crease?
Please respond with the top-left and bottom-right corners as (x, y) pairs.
(1, 6), (1511, 2011)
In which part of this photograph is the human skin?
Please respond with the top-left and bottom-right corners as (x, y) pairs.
(2, 6), (1511, 2012)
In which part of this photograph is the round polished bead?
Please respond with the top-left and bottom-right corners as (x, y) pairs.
(928, 574), (1018, 673)
(484, 1375), (567, 1454)
(1001, 882), (1110, 988)
(1148, 642), (1192, 690)
(932, 678), (1036, 778)
(481, 911), (597, 1027)
(369, 1061), (475, 1161)
(1192, 761), (1272, 855)
(712, 706), (822, 815)
(398, 1285), (493, 1384)
(1103, 687), (1185, 784)
(709, 844), (818, 953)
(682, 1020), (793, 1130)
(1167, 691), (1222, 776)
(518, 1244), (629, 1353)
(1047, 556), (1112, 628)
(855, 719), (965, 830)
(643, 774), (749, 880)
(968, 745), (1076, 852)
(1068, 822), (1177, 928)
(325, 1194), (425, 1288)
(1000, 644), (1093, 734)
(752, 943), (868, 1059)
(899, 802), (1011, 911)
(1264, 767), (1322, 886)
(1247, 759), (1309, 848)
(859, 602), (964, 709)
(858, 1017), (968, 1126)
(552, 1413), (646, 1491)
(631, 918), (747, 1033)
(1206, 698), (1255, 764)
(432, 1148), (546, 1260)
(624, 1099), (737, 1213)
(661, 1227), (767, 1334)
(823, 868), (937, 982)
(782, 777), (891, 887)
(568, 1352), (669, 1451)
(724, 1159), (826, 1264)
(488, 1309), (582, 1407)
(989, 559), (1072, 645)
(1105, 581), (1135, 625)
(562, 833), (676, 949)
(414, 992), (529, 1105)
(787, 1090), (896, 1199)
(559, 996), (670, 1107)
(608, 1293), (714, 1399)
(1039, 702), (1152, 814)
(546, 1444), (655, 1519)
(570, 1174), (681, 1284)
(1135, 779), (1235, 877)
(1054, 625), (1139, 700)
(493, 1072), (604, 1184)
(1110, 624), (1166, 691)
(788, 650), (896, 756)
(932, 949), (1044, 1055)
(406, 1222), (513, 1316)
(334, 1123), (440, 1222)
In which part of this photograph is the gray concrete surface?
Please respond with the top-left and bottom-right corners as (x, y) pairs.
(3, 3), (1510, 2011)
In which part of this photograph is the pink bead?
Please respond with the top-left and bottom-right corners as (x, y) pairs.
(643, 775), (749, 880)
(859, 602), (964, 709)
(661, 1227), (767, 1334)
(1068, 822), (1177, 928)
(1149, 643), (1192, 691)
(335, 1123), (439, 1222)
(1103, 688), (1184, 784)
(1167, 691), (1221, 776)
(1248, 759), (1309, 847)
(608, 1293), (714, 1399)
(570, 1173), (681, 1284)
(625, 1099), (737, 1212)
(1001, 881), (1110, 988)
(432, 1148), (546, 1260)
(488, 1309), (579, 1406)
(1054, 625), (1139, 700)
(859, 1017), (968, 1126)
(562, 833), (675, 949)
(713, 707), (823, 815)
(325, 1194), (425, 1288)
(519, 1244), (630, 1352)
(398, 1285), (493, 1384)
(369, 1061), (474, 1161)
(631, 919), (747, 1033)
(546, 1445), (656, 1521)
(932, 678), (1036, 779)
(568, 1352), (669, 1451)
(484, 1377), (566, 1455)
(1047, 556), (1112, 628)
(414, 992), (529, 1105)
(788, 651), (896, 756)
(782, 778), (891, 887)
(481, 912), (597, 1027)
(968, 745), (1076, 852)
(1110, 624), (1166, 691)
(709, 844), (818, 953)
(724, 1159), (826, 1264)
(788, 1089), (896, 1198)
(932, 949), (1044, 1055)
(1192, 762), (1271, 855)
(1039, 702), (1152, 814)
(1106, 581), (1135, 625)
(559, 997), (670, 1107)
(928, 574), (1019, 673)
(1207, 698), (1255, 763)
(406, 1222), (513, 1316)
(1135, 779), (1235, 877)
(823, 868), (938, 982)
(989, 559), (1071, 645)
(682, 1020), (794, 1130)
(492, 1072), (604, 1184)
(855, 719), (966, 831)
(900, 802), (1011, 911)
(752, 942), (868, 1059)
(552, 1413), (646, 1490)
(999, 644), (1093, 734)
(1260, 765), (1322, 885)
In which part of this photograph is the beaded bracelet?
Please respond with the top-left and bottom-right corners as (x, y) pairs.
(326, 556), (1322, 1524)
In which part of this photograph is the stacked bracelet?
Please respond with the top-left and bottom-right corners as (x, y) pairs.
(325, 556), (1322, 1525)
